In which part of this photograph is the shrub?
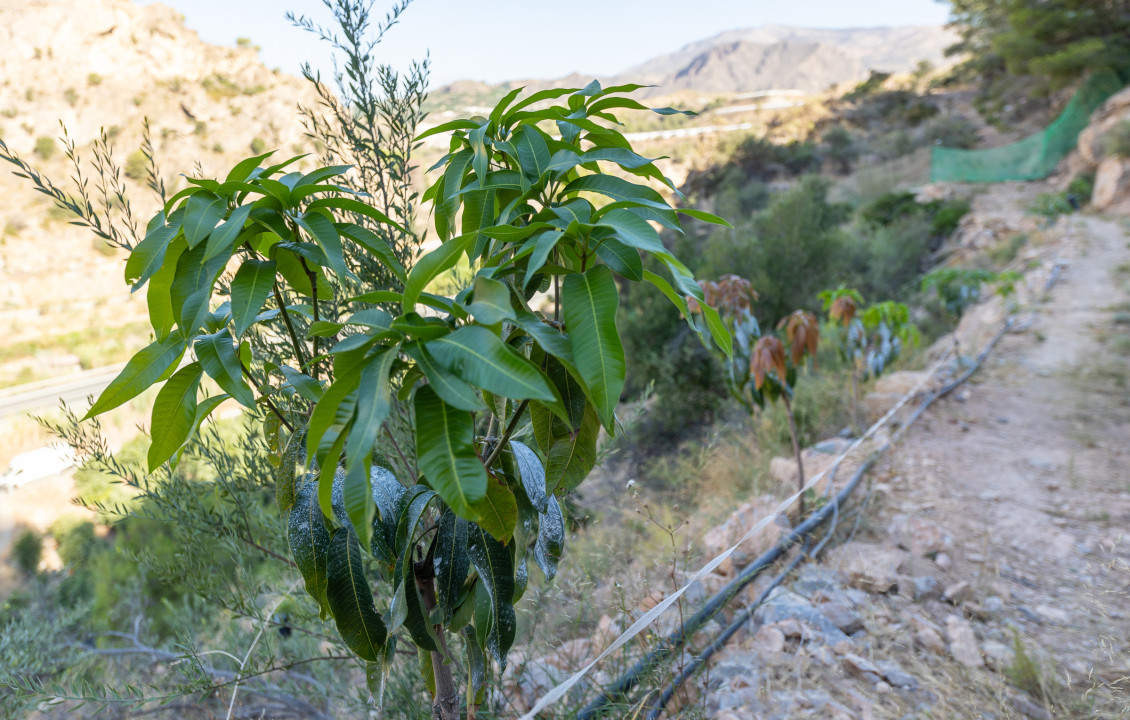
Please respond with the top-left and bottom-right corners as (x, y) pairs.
(249, 137), (267, 154)
(51, 517), (96, 568)
(1029, 192), (1074, 222)
(86, 73), (103, 86)
(701, 176), (850, 325)
(123, 149), (147, 180)
(1067, 171), (1095, 204)
(923, 114), (979, 149)
(11, 530), (41, 576)
(63, 88), (79, 107)
(1103, 120), (1130, 158)
(33, 136), (56, 160)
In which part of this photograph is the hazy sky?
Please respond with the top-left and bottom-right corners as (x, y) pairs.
(140, 0), (953, 86)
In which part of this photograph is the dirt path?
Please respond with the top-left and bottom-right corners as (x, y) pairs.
(700, 211), (1130, 718)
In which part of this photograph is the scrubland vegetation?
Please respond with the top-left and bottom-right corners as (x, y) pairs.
(2, 0), (1128, 719)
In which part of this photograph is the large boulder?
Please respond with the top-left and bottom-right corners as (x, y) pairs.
(1093, 156), (1130, 212)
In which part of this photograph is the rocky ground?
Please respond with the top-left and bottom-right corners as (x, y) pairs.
(501, 184), (1130, 719)
(694, 209), (1130, 718)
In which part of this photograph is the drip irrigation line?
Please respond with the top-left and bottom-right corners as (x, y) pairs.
(583, 317), (1014, 719)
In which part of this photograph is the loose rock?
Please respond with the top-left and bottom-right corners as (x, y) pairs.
(946, 615), (983, 668)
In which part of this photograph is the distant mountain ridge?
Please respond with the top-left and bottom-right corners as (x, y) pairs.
(433, 24), (957, 100)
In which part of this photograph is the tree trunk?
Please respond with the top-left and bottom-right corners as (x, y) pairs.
(782, 394), (806, 516)
(415, 562), (461, 720)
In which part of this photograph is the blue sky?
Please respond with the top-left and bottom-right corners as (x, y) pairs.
(140, 0), (953, 86)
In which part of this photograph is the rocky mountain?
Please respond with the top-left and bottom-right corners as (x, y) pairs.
(435, 25), (957, 100)
(0, 0), (319, 388)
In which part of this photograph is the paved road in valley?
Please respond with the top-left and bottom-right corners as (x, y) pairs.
(0, 364), (126, 420)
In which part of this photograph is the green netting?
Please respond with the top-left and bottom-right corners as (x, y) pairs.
(931, 71), (1124, 183)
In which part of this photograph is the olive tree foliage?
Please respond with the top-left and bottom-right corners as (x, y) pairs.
(7, 73), (731, 719)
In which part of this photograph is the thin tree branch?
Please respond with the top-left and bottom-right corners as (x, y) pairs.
(483, 399), (529, 469)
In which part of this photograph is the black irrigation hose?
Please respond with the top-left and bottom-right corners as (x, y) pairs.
(575, 458), (873, 719)
(578, 318), (1015, 719)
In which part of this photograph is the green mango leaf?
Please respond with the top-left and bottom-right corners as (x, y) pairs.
(326, 528), (388, 662)
(562, 174), (668, 211)
(343, 346), (399, 549)
(561, 266), (624, 430)
(276, 432), (300, 513)
(337, 222), (407, 284)
(510, 440), (548, 514)
(306, 363), (362, 468)
(521, 231), (564, 291)
(224, 150), (275, 183)
(287, 478), (332, 615)
(512, 125), (552, 181)
(413, 386), (487, 520)
(402, 342), (485, 412)
(676, 207), (732, 227)
(512, 308), (574, 363)
(170, 243), (229, 336)
(434, 509), (470, 624)
(370, 465), (407, 563)
(466, 276), (516, 325)
(400, 561), (440, 652)
(126, 213), (181, 290)
(148, 236), (187, 341)
(467, 525), (516, 669)
(278, 365), (324, 403)
(415, 118), (482, 141)
(403, 233), (473, 312)
(593, 237), (643, 281)
(231, 259), (277, 338)
(146, 362), (202, 471)
(183, 192), (226, 248)
(194, 329), (255, 408)
(306, 197), (407, 235)
(297, 212), (350, 280)
(544, 401), (600, 495)
(84, 333), (186, 419)
(513, 555), (529, 604)
(502, 87), (578, 123)
(534, 496), (565, 582)
(203, 204), (252, 261)
(426, 326), (557, 403)
(469, 475), (518, 544)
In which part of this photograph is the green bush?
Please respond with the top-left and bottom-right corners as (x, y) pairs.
(1067, 172), (1095, 204)
(51, 517), (96, 568)
(33, 136), (56, 160)
(620, 271), (728, 439)
(124, 149), (147, 180)
(11, 530), (41, 576)
(63, 88), (79, 107)
(1029, 192), (1074, 222)
(1103, 120), (1130, 158)
(701, 176), (850, 324)
(86, 73), (103, 86)
(250, 137), (267, 154)
(923, 114), (980, 149)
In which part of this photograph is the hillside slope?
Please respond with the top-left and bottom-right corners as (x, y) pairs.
(0, 0), (319, 388)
